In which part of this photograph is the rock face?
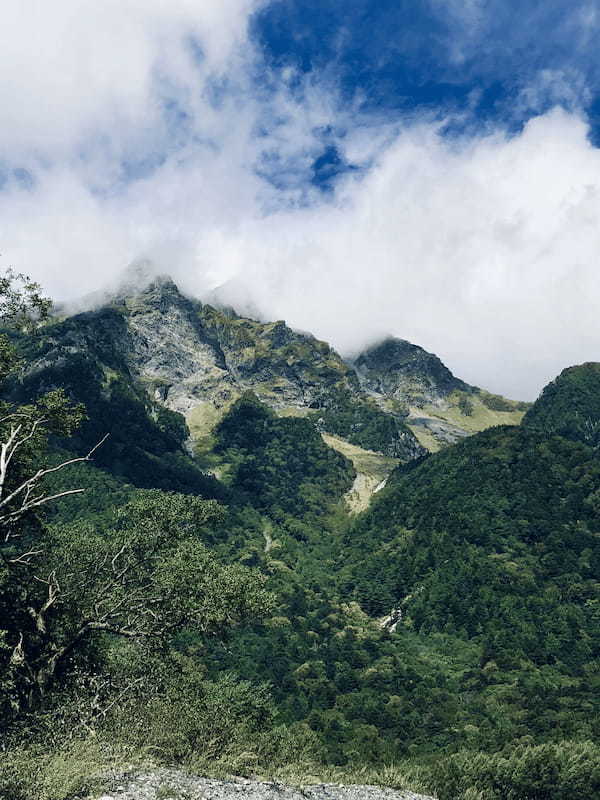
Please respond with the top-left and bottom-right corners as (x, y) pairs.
(22, 276), (524, 462)
(351, 337), (528, 450)
(352, 338), (469, 408)
(23, 278), (423, 463)
(24, 276), (359, 418)
(101, 277), (358, 416)
(91, 770), (434, 800)
(120, 279), (234, 414)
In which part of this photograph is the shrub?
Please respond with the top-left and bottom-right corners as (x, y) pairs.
(481, 394), (515, 412)
(458, 396), (474, 416)
(432, 741), (600, 800)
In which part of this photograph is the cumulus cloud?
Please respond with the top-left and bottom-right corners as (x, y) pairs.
(184, 109), (600, 400)
(2, 4), (600, 400)
(0, 0), (269, 291)
(0, 1), (261, 156)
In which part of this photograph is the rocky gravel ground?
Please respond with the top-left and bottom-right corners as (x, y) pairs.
(91, 769), (435, 800)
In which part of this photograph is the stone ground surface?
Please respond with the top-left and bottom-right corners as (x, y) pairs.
(91, 770), (435, 800)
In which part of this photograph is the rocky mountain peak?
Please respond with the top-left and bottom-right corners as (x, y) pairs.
(351, 336), (469, 407)
(26, 278), (527, 463)
(117, 273), (190, 312)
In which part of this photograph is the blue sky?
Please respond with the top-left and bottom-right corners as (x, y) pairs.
(252, 0), (600, 177)
(1, 1), (600, 398)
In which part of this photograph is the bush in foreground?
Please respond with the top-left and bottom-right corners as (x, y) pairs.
(432, 740), (600, 800)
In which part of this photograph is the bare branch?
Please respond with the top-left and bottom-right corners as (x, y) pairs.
(0, 434), (109, 531)
(7, 548), (44, 565)
(82, 676), (145, 728)
(28, 571), (60, 633)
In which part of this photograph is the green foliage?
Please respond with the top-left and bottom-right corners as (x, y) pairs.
(458, 395), (474, 416)
(432, 741), (600, 800)
(0, 324), (89, 723)
(215, 393), (355, 517)
(1, 490), (273, 726)
(0, 389), (86, 513)
(0, 333), (20, 382)
(117, 668), (278, 763)
(0, 738), (122, 800)
(309, 388), (419, 459)
(41, 455), (135, 524)
(2, 274), (599, 797)
(524, 362), (600, 446)
(16, 317), (224, 498)
(206, 599), (478, 765)
(339, 425), (600, 749)
(0, 268), (52, 328)
(480, 392), (527, 412)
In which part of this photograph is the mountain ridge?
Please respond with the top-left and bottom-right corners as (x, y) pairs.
(16, 276), (527, 509)
(352, 336), (471, 405)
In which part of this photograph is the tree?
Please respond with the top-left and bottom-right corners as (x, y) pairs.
(0, 273), (274, 722)
(0, 270), (107, 716)
(0, 269), (51, 327)
(2, 491), (273, 716)
(0, 269), (94, 542)
(0, 397), (106, 541)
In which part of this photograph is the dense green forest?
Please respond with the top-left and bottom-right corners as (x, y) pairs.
(308, 387), (422, 459)
(1, 274), (599, 800)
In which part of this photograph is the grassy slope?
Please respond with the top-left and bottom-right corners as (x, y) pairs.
(186, 389), (525, 512)
(321, 434), (398, 513)
(407, 390), (527, 452)
(186, 397), (399, 514)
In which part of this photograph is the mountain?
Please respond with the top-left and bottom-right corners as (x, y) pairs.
(337, 363), (600, 752)
(12, 277), (532, 512)
(523, 362), (600, 446)
(194, 362), (600, 788)
(120, 277), (357, 414)
(353, 337), (469, 404)
(351, 336), (528, 449)
(4, 275), (600, 799)
(8, 278), (415, 515)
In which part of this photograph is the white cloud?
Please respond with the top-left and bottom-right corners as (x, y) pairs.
(0, 0), (262, 160)
(184, 109), (600, 400)
(516, 68), (591, 115)
(1, 5), (600, 400)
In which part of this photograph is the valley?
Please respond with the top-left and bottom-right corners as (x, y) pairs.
(1, 276), (598, 800)
(320, 434), (396, 513)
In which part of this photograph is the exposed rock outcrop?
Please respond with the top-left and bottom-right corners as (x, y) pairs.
(90, 770), (435, 800)
(23, 278), (423, 464)
(22, 276), (525, 464)
(351, 337), (527, 449)
(352, 337), (469, 407)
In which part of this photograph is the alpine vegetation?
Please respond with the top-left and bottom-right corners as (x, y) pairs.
(0, 272), (598, 800)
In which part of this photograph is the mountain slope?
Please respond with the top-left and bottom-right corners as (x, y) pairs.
(122, 279), (359, 414)
(523, 361), (600, 446)
(353, 337), (469, 404)
(14, 277), (528, 513)
(352, 337), (528, 449)
(17, 278), (423, 481)
(337, 367), (600, 748)
(14, 304), (225, 499)
(4, 280), (599, 798)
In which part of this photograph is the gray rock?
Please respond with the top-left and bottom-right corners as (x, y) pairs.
(26, 277), (425, 463)
(351, 338), (470, 407)
(87, 769), (435, 800)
